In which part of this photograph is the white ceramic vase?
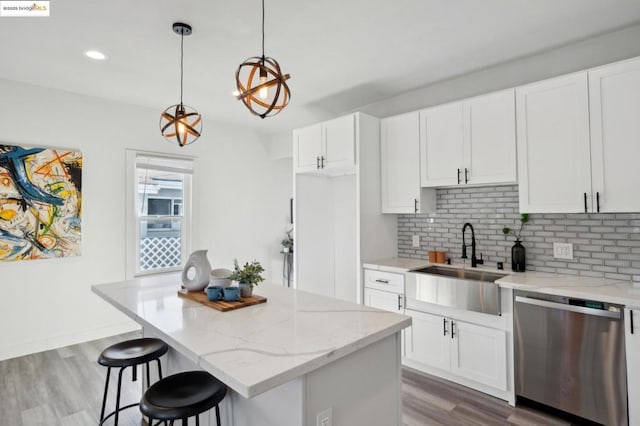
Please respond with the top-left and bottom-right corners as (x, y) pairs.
(181, 249), (212, 291)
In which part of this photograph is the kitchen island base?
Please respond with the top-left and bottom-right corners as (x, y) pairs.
(144, 327), (402, 426)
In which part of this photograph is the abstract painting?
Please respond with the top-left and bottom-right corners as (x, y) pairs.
(0, 143), (82, 261)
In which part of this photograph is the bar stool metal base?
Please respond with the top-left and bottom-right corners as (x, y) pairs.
(98, 338), (169, 426)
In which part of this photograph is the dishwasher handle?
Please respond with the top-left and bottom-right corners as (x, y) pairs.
(515, 296), (621, 319)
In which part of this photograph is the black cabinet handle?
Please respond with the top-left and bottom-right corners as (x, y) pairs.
(457, 168), (461, 184)
(464, 168), (469, 184)
(443, 318), (448, 336)
(597, 192), (600, 213)
(584, 192), (588, 213)
(321, 156), (325, 169)
(451, 320), (456, 339)
(397, 295), (402, 311)
(375, 279), (389, 284)
(414, 198), (418, 213)
(316, 157), (320, 169)
(632, 310), (635, 335)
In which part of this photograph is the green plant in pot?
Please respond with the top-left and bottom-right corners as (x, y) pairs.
(228, 259), (265, 298)
(281, 237), (293, 253)
(502, 213), (529, 272)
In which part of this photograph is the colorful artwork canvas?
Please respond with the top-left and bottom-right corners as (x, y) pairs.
(0, 143), (82, 261)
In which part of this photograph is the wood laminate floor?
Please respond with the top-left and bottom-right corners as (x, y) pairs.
(1, 333), (573, 425)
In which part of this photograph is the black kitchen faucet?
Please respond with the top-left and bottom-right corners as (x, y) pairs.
(462, 222), (483, 267)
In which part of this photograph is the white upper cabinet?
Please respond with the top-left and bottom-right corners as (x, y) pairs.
(323, 114), (355, 169)
(294, 123), (323, 172)
(294, 114), (355, 174)
(381, 112), (435, 213)
(419, 90), (516, 187)
(516, 73), (592, 213)
(589, 57), (640, 212)
(463, 90), (517, 185)
(419, 103), (464, 186)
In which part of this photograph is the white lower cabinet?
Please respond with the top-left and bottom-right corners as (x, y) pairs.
(363, 287), (402, 313)
(405, 309), (508, 393)
(626, 308), (640, 426)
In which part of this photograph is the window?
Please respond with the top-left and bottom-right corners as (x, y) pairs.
(126, 152), (194, 277)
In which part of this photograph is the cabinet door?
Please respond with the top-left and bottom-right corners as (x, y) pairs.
(323, 114), (355, 169)
(405, 310), (450, 372)
(363, 287), (402, 313)
(626, 308), (640, 426)
(294, 123), (322, 172)
(419, 103), (464, 187)
(589, 57), (640, 212)
(516, 73), (592, 213)
(450, 320), (507, 391)
(381, 112), (421, 213)
(463, 89), (517, 185)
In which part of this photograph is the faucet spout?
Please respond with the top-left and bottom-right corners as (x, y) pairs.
(462, 222), (483, 267)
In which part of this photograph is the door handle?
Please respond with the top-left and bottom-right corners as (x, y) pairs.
(316, 156), (320, 169)
(597, 192), (600, 212)
(397, 294), (402, 310)
(321, 156), (325, 169)
(443, 318), (448, 336)
(457, 168), (461, 184)
(450, 320), (456, 339)
(414, 198), (418, 213)
(584, 192), (588, 213)
(632, 310), (635, 335)
(464, 168), (468, 184)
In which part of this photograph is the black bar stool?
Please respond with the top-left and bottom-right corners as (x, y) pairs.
(98, 337), (169, 425)
(140, 370), (227, 426)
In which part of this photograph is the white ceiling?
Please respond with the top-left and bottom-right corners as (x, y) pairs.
(1, 0), (640, 135)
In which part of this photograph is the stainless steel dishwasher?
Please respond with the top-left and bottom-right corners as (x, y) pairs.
(514, 290), (627, 425)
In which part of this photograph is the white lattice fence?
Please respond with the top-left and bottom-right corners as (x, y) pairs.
(140, 236), (181, 270)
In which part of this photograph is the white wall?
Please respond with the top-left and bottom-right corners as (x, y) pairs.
(0, 79), (292, 360)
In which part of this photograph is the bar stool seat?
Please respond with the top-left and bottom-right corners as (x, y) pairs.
(140, 371), (227, 426)
(98, 337), (169, 425)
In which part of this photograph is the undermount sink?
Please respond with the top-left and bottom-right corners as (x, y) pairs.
(413, 265), (507, 283)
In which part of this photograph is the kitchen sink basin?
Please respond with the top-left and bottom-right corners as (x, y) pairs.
(413, 265), (507, 283)
(405, 266), (508, 316)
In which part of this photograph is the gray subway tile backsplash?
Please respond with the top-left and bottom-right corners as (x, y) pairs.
(397, 184), (640, 284)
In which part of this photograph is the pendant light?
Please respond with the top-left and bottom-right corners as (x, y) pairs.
(235, 0), (291, 119)
(160, 22), (202, 147)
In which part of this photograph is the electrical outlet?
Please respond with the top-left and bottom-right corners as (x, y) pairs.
(553, 242), (573, 260)
(317, 407), (332, 426)
(412, 235), (420, 248)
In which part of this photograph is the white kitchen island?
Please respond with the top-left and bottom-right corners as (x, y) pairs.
(92, 273), (410, 426)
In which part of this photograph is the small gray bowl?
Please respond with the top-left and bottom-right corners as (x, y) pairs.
(209, 268), (232, 288)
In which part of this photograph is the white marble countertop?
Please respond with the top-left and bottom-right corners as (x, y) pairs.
(92, 274), (411, 398)
(365, 257), (640, 307)
(362, 257), (430, 273)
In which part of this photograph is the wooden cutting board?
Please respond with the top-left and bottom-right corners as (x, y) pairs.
(177, 289), (267, 312)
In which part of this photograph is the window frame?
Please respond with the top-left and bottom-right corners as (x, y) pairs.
(126, 150), (194, 278)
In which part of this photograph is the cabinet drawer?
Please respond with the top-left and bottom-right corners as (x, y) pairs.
(364, 269), (404, 293)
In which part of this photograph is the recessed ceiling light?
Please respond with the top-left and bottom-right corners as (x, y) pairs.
(85, 50), (107, 60)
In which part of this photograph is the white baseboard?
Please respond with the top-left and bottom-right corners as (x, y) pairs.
(0, 321), (141, 361)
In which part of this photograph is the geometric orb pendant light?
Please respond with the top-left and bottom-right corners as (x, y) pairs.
(235, 0), (291, 119)
(160, 22), (202, 147)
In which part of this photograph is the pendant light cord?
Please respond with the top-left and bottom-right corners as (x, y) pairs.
(261, 0), (265, 59)
(180, 31), (184, 106)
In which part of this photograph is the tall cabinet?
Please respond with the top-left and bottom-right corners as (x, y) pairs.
(293, 112), (397, 303)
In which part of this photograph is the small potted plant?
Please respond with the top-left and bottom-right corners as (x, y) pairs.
(502, 213), (529, 272)
(281, 237), (293, 253)
(228, 259), (265, 298)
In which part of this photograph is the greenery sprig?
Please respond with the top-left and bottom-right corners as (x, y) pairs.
(502, 213), (529, 241)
